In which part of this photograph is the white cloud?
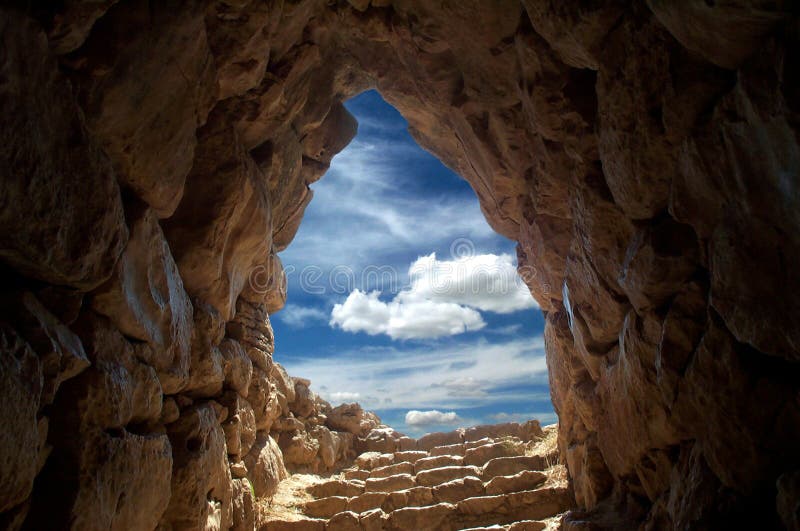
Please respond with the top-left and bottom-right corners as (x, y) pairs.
(281, 335), (550, 412)
(405, 410), (461, 426)
(278, 304), (329, 328)
(329, 391), (360, 403)
(330, 289), (485, 340)
(329, 253), (536, 339)
(406, 253), (538, 314)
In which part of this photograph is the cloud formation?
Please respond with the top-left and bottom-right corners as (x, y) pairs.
(282, 335), (549, 412)
(405, 410), (461, 426)
(278, 304), (329, 328)
(329, 253), (536, 339)
(330, 289), (486, 339)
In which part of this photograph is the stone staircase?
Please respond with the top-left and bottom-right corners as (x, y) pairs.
(261, 424), (573, 530)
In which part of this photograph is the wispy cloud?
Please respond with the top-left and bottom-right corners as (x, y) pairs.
(281, 335), (549, 413)
(279, 136), (498, 276)
(278, 304), (329, 328)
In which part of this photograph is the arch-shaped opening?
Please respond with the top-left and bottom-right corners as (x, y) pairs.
(0, 2), (798, 530)
(272, 89), (553, 436)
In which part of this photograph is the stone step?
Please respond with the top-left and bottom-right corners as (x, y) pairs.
(463, 421), (543, 443)
(347, 491), (387, 514)
(260, 517), (327, 530)
(306, 479), (364, 498)
(432, 476), (486, 504)
(484, 471), (546, 496)
(393, 450), (428, 463)
(327, 510), (360, 531)
(481, 455), (548, 479)
(429, 442), (466, 457)
(464, 441), (525, 467)
(454, 487), (573, 528)
(416, 431), (464, 451)
(360, 508), (388, 531)
(416, 465), (483, 487)
(458, 526), (508, 531)
(365, 473), (416, 493)
(343, 468), (370, 481)
(507, 521), (547, 531)
(385, 502), (456, 531)
(303, 496), (349, 518)
(415, 454), (464, 472)
(464, 437), (495, 450)
(356, 452), (396, 471)
(385, 486), (434, 509)
(369, 461), (414, 479)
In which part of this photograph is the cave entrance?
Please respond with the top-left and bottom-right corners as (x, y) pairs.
(269, 90), (554, 438)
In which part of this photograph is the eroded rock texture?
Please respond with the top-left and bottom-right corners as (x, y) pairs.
(0, 1), (798, 529)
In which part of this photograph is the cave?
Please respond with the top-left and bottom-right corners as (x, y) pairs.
(0, 1), (798, 530)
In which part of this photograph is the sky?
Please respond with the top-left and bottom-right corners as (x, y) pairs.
(272, 90), (554, 437)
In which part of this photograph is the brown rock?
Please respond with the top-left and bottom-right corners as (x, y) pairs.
(244, 432), (287, 498)
(0, 291), (90, 406)
(328, 510), (361, 531)
(33, 428), (173, 530)
(291, 379), (317, 418)
(327, 402), (378, 436)
(231, 478), (255, 531)
(91, 204), (193, 394)
(307, 480), (364, 499)
(647, 0), (790, 70)
(416, 466), (482, 487)
(0, 325), (42, 513)
(777, 470), (800, 531)
(348, 492), (387, 514)
(416, 454), (464, 472)
(484, 470), (547, 496)
(163, 402), (232, 530)
(370, 461), (415, 479)
(482, 456), (549, 479)
(68, 0), (216, 217)
(387, 503), (456, 531)
(304, 496), (349, 518)
(279, 431), (320, 468)
(433, 476), (486, 504)
(184, 299), (226, 397)
(219, 338), (253, 398)
(163, 107), (272, 321)
(464, 441), (526, 467)
(0, 10), (127, 290)
(365, 474), (416, 493)
(417, 430), (464, 451)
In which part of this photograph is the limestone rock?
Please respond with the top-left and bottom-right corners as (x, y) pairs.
(230, 478), (255, 531)
(244, 432), (287, 498)
(647, 0), (791, 69)
(67, 0), (216, 217)
(163, 108), (272, 321)
(0, 10), (127, 290)
(0, 325), (42, 513)
(163, 402), (233, 530)
(219, 338), (253, 398)
(91, 203), (193, 391)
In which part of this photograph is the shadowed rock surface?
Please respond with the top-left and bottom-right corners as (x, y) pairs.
(0, 1), (798, 529)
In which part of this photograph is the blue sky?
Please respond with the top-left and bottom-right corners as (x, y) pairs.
(272, 90), (554, 437)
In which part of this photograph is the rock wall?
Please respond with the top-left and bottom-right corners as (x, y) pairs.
(0, 1), (798, 529)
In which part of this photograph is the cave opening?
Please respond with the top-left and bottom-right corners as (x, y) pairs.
(270, 89), (555, 438)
